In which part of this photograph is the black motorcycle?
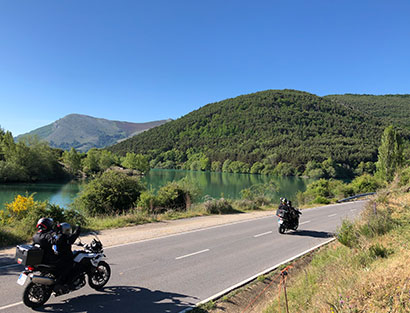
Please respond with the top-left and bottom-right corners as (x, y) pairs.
(16, 233), (111, 308)
(276, 207), (302, 234)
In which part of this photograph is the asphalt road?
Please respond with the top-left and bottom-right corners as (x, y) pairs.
(0, 201), (366, 313)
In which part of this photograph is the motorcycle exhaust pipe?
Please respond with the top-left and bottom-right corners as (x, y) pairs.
(30, 275), (55, 285)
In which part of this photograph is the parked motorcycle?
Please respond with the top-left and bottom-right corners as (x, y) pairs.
(15, 233), (111, 308)
(276, 207), (302, 234)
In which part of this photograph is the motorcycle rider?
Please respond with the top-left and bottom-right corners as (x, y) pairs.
(53, 222), (81, 292)
(32, 217), (58, 265)
(277, 197), (290, 217)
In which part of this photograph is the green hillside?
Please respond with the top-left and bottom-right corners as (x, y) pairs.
(109, 89), (386, 176)
(325, 94), (410, 130)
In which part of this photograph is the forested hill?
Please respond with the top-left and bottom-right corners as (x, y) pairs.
(108, 89), (386, 175)
(324, 94), (410, 130)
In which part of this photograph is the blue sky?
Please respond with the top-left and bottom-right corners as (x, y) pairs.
(1, 0), (409, 136)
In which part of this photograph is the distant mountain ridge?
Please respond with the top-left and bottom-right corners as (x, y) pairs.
(16, 114), (171, 152)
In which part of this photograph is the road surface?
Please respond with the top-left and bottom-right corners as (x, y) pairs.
(0, 201), (366, 313)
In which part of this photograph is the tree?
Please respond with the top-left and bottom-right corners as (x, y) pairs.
(121, 153), (150, 173)
(376, 126), (404, 181)
(62, 148), (82, 175)
(82, 149), (100, 174)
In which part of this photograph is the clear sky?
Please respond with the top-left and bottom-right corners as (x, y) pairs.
(1, 0), (409, 136)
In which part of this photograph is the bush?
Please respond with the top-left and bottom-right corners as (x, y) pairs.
(137, 190), (160, 213)
(236, 199), (260, 211)
(73, 171), (146, 216)
(359, 208), (395, 238)
(398, 167), (410, 187)
(0, 195), (86, 246)
(368, 243), (389, 259)
(350, 174), (383, 194)
(337, 220), (359, 248)
(156, 179), (199, 211)
(313, 196), (331, 204)
(204, 198), (235, 214)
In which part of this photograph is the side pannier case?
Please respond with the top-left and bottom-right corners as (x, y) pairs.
(15, 244), (44, 266)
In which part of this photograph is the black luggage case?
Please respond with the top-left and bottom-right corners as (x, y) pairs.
(276, 208), (287, 218)
(15, 245), (44, 266)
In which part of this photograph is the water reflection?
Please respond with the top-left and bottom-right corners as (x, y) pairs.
(0, 170), (314, 209)
(143, 169), (314, 202)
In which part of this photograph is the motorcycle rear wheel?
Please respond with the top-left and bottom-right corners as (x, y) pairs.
(88, 261), (111, 290)
(22, 282), (51, 308)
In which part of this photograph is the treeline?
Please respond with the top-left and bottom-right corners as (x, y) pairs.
(109, 90), (388, 178)
(0, 129), (66, 182)
(297, 125), (408, 205)
(325, 94), (410, 130)
(62, 148), (149, 177)
(0, 128), (149, 183)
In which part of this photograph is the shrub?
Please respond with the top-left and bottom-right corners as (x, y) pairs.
(236, 199), (260, 211)
(337, 220), (359, 248)
(350, 174), (383, 194)
(313, 196), (331, 204)
(73, 171), (146, 216)
(0, 195), (86, 245)
(359, 208), (395, 238)
(204, 198), (234, 214)
(368, 243), (389, 259)
(137, 190), (160, 213)
(398, 167), (410, 187)
(156, 179), (198, 211)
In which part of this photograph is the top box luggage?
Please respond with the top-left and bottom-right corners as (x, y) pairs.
(15, 244), (44, 266)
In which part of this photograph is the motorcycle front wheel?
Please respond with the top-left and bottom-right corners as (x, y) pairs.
(279, 225), (286, 234)
(88, 261), (111, 290)
(22, 282), (52, 308)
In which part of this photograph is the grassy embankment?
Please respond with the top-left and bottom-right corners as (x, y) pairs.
(263, 178), (410, 312)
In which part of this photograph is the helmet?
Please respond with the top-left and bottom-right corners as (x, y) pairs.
(57, 222), (72, 235)
(36, 218), (54, 232)
(281, 197), (288, 204)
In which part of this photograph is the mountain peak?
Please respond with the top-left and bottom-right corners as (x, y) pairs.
(17, 114), (170, 152)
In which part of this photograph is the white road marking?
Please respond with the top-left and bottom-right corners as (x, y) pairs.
(350, 209), (357, 212)
(328, 214), (337, 217)
(0, 301), (23, 311)
(176, 249), (210, 260)
(299, 220), (311, 225)
(253, 231), (272, 238)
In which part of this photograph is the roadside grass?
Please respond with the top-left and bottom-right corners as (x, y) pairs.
(262, 188), (410, 313)
(83, 201), (272, 231)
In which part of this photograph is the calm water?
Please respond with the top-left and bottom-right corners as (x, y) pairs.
(0, 169), (314, 209)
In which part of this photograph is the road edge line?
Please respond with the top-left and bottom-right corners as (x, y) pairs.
(178, 237), (336, 313)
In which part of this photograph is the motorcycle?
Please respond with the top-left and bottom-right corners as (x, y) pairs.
(276, 207), (302, 234)
(16, 233), (111, 308)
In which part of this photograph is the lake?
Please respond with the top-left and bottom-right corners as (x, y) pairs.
(0, 169), (314, 209)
